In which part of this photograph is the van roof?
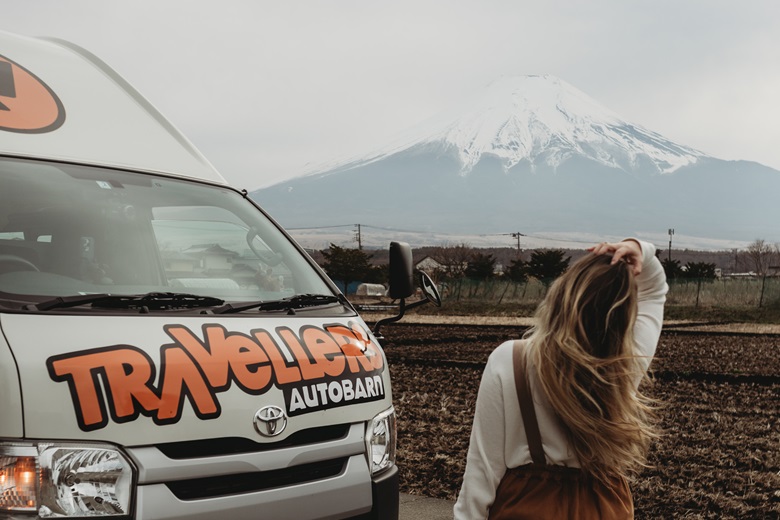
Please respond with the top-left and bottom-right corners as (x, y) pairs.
(0, 30), (226, 184)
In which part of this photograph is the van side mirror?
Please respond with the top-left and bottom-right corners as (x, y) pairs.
(373, 241), (441, 338)
(388, 241), (414, 299)
(419, 271), (442, 307)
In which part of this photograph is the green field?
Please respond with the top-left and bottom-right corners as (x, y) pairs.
(409, 277), (780, 324)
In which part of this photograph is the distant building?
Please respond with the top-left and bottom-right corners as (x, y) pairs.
(162, 251), (199, 274)
(415, 256), (443, 272)
(356, 283), (386, 296)
(183, 244), (240, 272)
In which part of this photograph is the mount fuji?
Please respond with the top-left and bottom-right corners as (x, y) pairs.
(252, 75), (780, 245)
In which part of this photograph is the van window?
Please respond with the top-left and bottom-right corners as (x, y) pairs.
(0, 157), (332, 303)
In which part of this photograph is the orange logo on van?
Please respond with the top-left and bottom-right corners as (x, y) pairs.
(46, 322), (386, 432)
(0, 54), (65, 133)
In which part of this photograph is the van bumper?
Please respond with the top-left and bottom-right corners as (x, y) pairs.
(365, 465), (399, 519)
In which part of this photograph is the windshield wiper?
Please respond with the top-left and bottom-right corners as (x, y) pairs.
(209, 293), (344, 315)
(26, 292), (224, 312)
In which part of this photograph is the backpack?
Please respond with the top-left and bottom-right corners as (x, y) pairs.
(488, 341), (634, 520)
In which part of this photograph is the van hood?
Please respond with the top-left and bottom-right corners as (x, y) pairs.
(1, 314), (390, 446)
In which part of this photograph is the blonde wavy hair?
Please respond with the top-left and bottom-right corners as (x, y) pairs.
(524, 253), (658, 484)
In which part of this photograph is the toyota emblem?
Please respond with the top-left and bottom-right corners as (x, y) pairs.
(254, 405), (288, 437)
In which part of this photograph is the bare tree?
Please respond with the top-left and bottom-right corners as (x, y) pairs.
(744, 239), (778, 276)
(434, 242), (472, 279)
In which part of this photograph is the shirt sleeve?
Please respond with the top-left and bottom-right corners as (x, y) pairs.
(453, 346), (509, 520)
(628, 239), (668, 373)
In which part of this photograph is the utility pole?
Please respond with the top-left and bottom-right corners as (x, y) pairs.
(668, 228), (674, 262)
(354, 224), (362, 250)
(510, 232), (525, 257)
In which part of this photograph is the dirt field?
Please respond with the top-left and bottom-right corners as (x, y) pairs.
(377, 322), (780, 519)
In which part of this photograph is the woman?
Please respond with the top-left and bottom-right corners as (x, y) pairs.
(453, 239), (668, 519)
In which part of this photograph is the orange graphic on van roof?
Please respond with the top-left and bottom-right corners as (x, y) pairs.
(0, 54), (65, 133)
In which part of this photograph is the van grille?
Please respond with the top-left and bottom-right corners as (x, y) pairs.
(156, 424), (351, 459)
(165, 458), (347, 500)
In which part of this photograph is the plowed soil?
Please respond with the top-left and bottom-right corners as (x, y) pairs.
(379, 324), (780, 519)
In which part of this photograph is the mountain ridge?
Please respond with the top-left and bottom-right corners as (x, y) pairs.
(253, 75), (779, 245)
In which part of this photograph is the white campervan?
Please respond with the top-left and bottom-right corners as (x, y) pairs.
(0, 30), (438, 520)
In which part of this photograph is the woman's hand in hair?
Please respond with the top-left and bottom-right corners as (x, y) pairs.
(588, 240), (643, 275)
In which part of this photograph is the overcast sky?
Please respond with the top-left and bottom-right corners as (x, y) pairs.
(3, 1), (779, 191)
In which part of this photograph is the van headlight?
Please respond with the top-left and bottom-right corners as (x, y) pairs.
(366, 407), (396, 475)
(0, 442), (134, 518)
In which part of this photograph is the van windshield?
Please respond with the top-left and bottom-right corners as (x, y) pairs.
(0, 157), (334, 307)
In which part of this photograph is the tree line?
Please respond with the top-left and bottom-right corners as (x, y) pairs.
(316, 238), (780, 294)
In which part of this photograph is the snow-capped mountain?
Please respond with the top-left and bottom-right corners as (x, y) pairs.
(253, 75), (780, 245)
(337, 75), (705, 175)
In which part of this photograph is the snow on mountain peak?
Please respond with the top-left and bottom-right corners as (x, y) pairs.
(348, 75), (706, 176)
(425, 75), (705, 174)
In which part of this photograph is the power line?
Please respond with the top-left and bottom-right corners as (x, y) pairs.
(286, 224), (354, 231)
(518, 234), (596, 245)
(360, 224), (440, 234)
(287, 223), (605, 247)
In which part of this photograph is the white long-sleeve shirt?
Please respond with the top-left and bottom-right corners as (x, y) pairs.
(453, 240), (668, 519)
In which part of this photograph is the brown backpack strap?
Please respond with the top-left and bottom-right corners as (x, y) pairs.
(513, 340), (546, 465)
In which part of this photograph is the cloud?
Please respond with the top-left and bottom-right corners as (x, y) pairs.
(2, 0), (779, 189)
